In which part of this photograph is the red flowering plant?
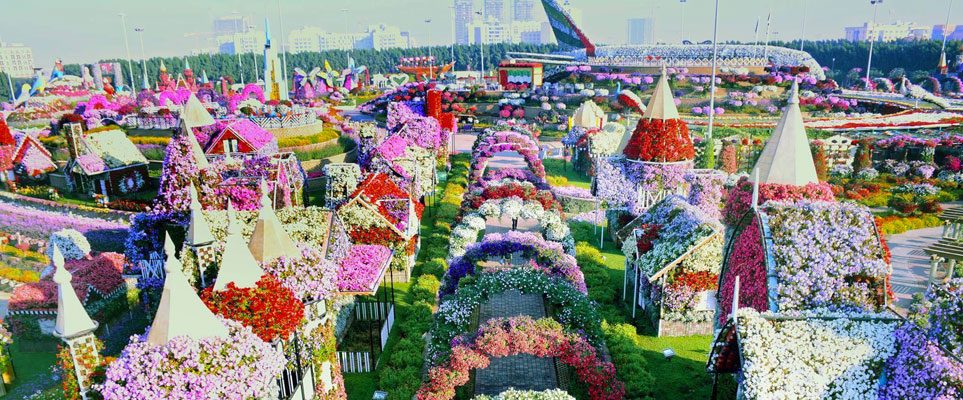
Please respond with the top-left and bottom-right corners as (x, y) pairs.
(635, 224), (662, 255)
(417, 317), (624, 400)
(622, 118), (695, 162)
(717, 219), (769, 325)
(462, 181), (563, 218)
(201, 274), (305, 342)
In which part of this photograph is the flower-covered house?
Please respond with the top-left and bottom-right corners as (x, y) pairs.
(10, 131), (57, 182)
(65, 127), (149, 197)
(622, 195), (724, 336)
(203, 118), (279, 156)
(336, 173), (422, 279)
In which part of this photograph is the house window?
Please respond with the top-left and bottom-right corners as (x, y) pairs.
(225, 138), (239, 153)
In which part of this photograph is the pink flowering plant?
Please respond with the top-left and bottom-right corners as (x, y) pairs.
(99, 319), (285, 400)
(262, 245), (338, 302)
(338, 245), (392, 292)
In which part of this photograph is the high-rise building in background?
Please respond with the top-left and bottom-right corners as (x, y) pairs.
(213, 15), (252, 38)
(513, 0), (535, 21)
(288, 27), (325, 53)
(627, 18), (655, 45)
(288, 24), (412, 53)
(933, 24), (963, 41)
(844, 21), (925, 42)
(455, 0), (475, 45)
(485, 0), (506, 23)
(0, 42), (35, 78)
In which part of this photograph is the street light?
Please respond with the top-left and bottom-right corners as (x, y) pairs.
(475, 11), (486, 82)
(249, 25), (260, 79)
(276, 0), (288, 81)
(706, 0), (721, 143)
(799, 0), (808, 52)
(865, 0), (883, 90)
(118, 13), (136, 91)
(135, 28), (148, 89)
(940, 0), (955, 73)
(426, 18), (433, 79)
(449, 5), (456, 66)
(679, 0), (687, 43)
(232, 11), (245, 84)
(341, 8), (350, 58)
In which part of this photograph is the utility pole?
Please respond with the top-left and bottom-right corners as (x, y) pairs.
(865, 0), (883, 90)
(707, 0), (721, 142)
(119, 13), (136, 91)
(135, 28), (148, 89)
(426, 18), (433, 79)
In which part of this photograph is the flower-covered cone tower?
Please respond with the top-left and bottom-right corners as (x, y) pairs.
(179, 93), (214, 169)
(623, 65), (695, 162)
(596, 66), (699, 215)
(52, 243), (103, 399)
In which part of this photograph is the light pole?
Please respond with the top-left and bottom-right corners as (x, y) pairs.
(249, 25), (260, 81)
(449, 5), (456, 66)
(680, 0), (687, 43)
(135, 28), (148, 89)
(475, 11), (485, 82)
(426, 18), (433, 79)
(706, 0), (721, 143)
(799, 0), (808, 52)
(276, 0), (288, 81)
(118, 13), (136, 91)
(940, 0), (955, 73)
(232, 11), (245, 84)
(865, 0), (883, 90)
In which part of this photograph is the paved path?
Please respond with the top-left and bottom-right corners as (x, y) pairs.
(887, 227), (942, 311)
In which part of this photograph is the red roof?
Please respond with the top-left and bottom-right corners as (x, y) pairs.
(0, 119), (14, 146)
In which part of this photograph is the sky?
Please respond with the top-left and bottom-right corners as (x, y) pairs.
(0, 0), (958, 68)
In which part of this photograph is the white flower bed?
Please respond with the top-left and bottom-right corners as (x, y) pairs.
(736, 309), (898, 400)
(47, 229), (91, 260)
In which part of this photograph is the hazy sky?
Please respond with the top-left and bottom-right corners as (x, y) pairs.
(1, 0), (958, 68)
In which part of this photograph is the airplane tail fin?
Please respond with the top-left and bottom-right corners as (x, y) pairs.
(540, 0), (595, 56)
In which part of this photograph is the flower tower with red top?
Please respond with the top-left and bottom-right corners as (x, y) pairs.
(595, 66), (699, 216)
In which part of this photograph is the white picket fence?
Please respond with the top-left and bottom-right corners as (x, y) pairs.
(337, 352), (373, 373)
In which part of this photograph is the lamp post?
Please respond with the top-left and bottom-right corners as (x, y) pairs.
(118, 13), (136, 91)
(475, 11), (486, 83)
(706, 0), (721, 142)
(232, 11), (245, 84)
(940, 0), (955, 73)
(276, 0), (288, 80)
(865, 0), (883, 90)
(426, 18), (433, 79)
(679, 0), (687, 43)
(449, 5), (456, 66)
(799, 0), (808, 51)
(135, 28), (148, 89)
(341, 8), (350, 57)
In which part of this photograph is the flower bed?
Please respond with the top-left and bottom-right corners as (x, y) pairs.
(100, 319), (285, 400)
(734, 309), (898, 400)
(463, 181), (563, 216)
(594, 157), (693, 215)
(429, 269), (602, 362)
(471, 168), (550, 192)
(0, 199), (128, 247)
(722, 176), (835, 226)
(201, 274), (305, 342)
(442, 231), (584, 296)
(623, 118), (695, 162)
(417, 317), (624, 400)
(262, 245), (338, 302)
(337, 244), (392, 293)
(473, 389), (575, 400)
(450, 198), (574, 258)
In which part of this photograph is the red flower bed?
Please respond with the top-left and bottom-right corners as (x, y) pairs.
(463, 182), (563, 216)
(636, 224), (662, 255)
(717, 220), (769, 325)
(201, 274), (304, 342)
(672, 270), (718, 292)
(417, 317), (624, 400)
(10, 252), (125, 311)
(349, 226), (402, 247)
(622, 118), (695, 162)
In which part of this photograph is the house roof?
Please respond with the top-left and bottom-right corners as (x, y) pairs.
(147, 233), (229, 346)
(572, 100), (605, 129)
(0, 119), (14, 146)
(751, 81), (819, 186)
(13, 133), (53, 164)
(71, 129), (147, 175)
(206, 119), (275, 153)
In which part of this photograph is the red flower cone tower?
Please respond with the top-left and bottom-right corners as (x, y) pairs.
(622, 66), (695, 162)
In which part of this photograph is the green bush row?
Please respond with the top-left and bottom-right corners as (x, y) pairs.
(375, 154), (470, 400)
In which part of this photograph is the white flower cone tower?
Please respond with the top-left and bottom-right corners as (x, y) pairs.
(213, 201), (265, 291)
(751, 80), (818, 185)
(147, 233), (228, 346)
(52, 243), (97, 338)
(643, 65), (681, 121)
(248, 181), (299, 263)
(186, 185), (214, 247)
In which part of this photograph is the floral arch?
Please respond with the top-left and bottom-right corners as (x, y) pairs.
(449, 198), (574, 258)
(441, 231), (584, 296)
(462, 180), (563, 216)
(416, 317), (624, 400)
(429, 269), (603, 360)
(469, 142), (546, 182)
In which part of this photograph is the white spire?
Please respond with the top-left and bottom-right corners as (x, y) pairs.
(187, 185), (215, 246)
(52, 244), (98, 339)
(751, 80), (819, 185)
(147, 233), (229, 346)
(213, 202), (265, 291)
(248, 181), (299, 263)
(642, 65), (680, 120)
(179, 94), (212, 170)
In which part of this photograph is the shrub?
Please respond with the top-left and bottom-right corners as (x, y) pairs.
(423, 258), (448, 279)
(603, 322), (656, 399)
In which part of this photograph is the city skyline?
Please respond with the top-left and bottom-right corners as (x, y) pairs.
(2, 0), (961, 68)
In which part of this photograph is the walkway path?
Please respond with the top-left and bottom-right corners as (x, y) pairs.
(887, 226), (942, 311)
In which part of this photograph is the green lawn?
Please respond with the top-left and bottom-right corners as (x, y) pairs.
(344, 373), (378, 400)
(7, 340), (58, 394)
(543, 159), (592, 189)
